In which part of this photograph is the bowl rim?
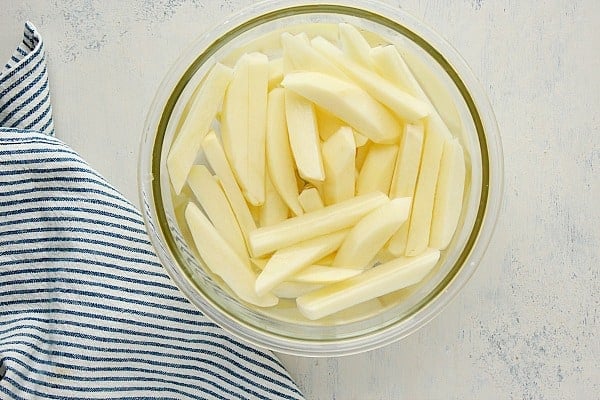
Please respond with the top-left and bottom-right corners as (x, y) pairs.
(139, 0), (504, 356)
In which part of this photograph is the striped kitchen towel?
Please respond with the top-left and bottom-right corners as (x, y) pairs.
(0, 22), (304, 400)
(1, 22), (54, 136)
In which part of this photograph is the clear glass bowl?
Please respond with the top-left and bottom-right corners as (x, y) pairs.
(139, 0), (503, 356)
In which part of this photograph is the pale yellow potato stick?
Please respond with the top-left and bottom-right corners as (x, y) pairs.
(311, 36), (430, 122)
(333, 197), (411, 269)
(297, 248), (440, 320)
(167, 63), (232, 194)
(220, 52), (268, 206)
(187, 165), (247, 260)
(249, 191), (389, 257)
(185, 203), (278, 307)
(429, 138), (466, 249)
(281, 71), (400, 144)
(284, 89), (325, 182)
(322, 126), (356, 205)
(201, 131), (257, 241)
(255, 230), (347, 295)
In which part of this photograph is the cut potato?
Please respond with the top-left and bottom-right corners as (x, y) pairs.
(389, 123), (425, 199)
(371, 44), (421, 97)
(255, 230), (347, 295)
(281, 32), (346, 78)
(266, 88), (304, 216)
(167, 63), (233, 194)
(429, 138), (465, 249)
(405, 114), (452, 256)
(201, 131), (257, 239)
(311, 36), (430, 123)
(298, 186), (325, 213)
(281, 71), (400, 143)
(284, 89), (325, 182)
(386, 219), (409, 256)
(320, 298), (383, 323)
(399, 46), (463, 136)
(315, 106), (345, 141)
(356, 143), (399, 196)
(333, 197), (412, 269)
(386, 123), (425, 256)
(322, 126), (356, 205)
(167, 130), (202, 194)
(220, 52), (268, 206)
(260, 174), (289, 227)
(297, 248), (440, 320)
(338, 23), (373, 68)
(315, 106), (368, 146)
(268, 57), (284, 90)
(273, 282), (323, 299)
(371, 44), (462, 138)
(185, 203), (278, 307)
(249, 191), (389, 257)
(290, 265), (362, 284)
(187, 165), (247, 260)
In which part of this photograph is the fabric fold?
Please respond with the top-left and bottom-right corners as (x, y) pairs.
(0, 22), (54, 136)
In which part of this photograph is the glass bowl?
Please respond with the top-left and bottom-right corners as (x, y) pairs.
(139, 0), (503, 356)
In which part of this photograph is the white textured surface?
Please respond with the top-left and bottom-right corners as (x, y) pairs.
(1, 1), (598, 399)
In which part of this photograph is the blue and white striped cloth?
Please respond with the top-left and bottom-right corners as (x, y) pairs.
(0, 22), (304, 400)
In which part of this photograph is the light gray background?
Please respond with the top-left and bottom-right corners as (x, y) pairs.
(1, 1), (598, 399)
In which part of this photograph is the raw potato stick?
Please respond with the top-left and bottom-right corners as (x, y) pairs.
(273, 282), (324, 299)
(371, 44), (464, 158)
(290, 265), (362, 284)
(405, 114), (452, 256)
(386, 123), (425, 256)
(311, 36), (431, 123)
(356, 143), (398, 196)
(167, 63), (233, 194)
(315, 106), (346, 141)
(249, 191), (389, 257)
(282, 71), (400, 144)
(429, 138), (466, 249)
(298, 187), (325, 213)
(187, 165), (247, 260)
(268, 57), (284, 90)
(185, 203), (278, 307)
(167, 130), (202, 194)
(284, 89), (325, 182)
(387, 220), (410, 256)
(333, 197), (412, 269)
(399, 47), (463, 136)
(255, 230), (347, 295)
(220, 52), (268, 206)
(201, 131), (257, 240)
(371, 44), (422, 98)
(266, 88), (304, 216)
(297, 248), (440, 320)
(389, 123), (425, 199)
(322, 126), (356, 205)
(281, 32), (346, 78)
(338, 23), (373, 68)
(260, 174), (289, 227)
